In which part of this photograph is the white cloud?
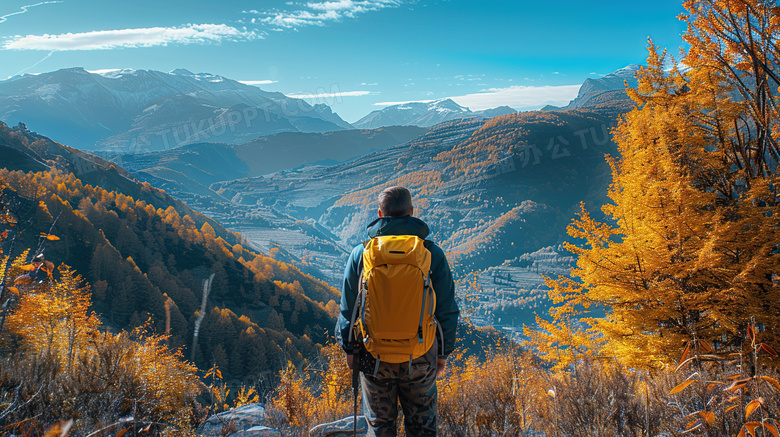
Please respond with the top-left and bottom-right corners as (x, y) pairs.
(451, 85), (581, 110)
(374, 84), (581, 110)
(3, 23), (260, 51)
(0, 1), (62, 24)
(239, 80), (278, 85)
(262, 10), (340, 28)
(250, 0), (401, 30)
(308, 0), (358, 11)
(288, 90), (374, 98)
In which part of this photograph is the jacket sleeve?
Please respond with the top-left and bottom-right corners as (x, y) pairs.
(335, 244), (363, 354)
(429, 244), (460, 357)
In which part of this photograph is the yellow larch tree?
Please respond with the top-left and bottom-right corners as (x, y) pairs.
(7, 264), (100, 371)
(531, 0), (780, 369)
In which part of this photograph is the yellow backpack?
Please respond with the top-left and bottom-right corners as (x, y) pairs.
(348, 235), (438, 371)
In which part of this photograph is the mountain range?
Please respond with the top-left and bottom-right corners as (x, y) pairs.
(0, 68), (352, 152)
(0, 68), (523, 154)
(117, 125), (427, 202)
(98, 65), (637, 288)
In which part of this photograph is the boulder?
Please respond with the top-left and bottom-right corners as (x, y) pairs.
(309, 415), (368, 436)
(226, 425), (282, 436)
(196, 403), (267, 436)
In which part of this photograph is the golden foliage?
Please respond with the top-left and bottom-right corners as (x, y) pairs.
(665, 322), (780, 437)
(7, 264), (100, 371)
(269, 342), (354, 432)
(0, 166), (337, 383)
(0, 229), (199, 435)
(532, 0), (780, 369)
(439, 347), (546, 435)
(234, 385), (260, 408)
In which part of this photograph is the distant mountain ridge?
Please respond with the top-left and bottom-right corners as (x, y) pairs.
(0, 67), (352, 151)
(543, 64), (641, 114)
(354, 98), (516, 129)
(118, 125), (428, 202)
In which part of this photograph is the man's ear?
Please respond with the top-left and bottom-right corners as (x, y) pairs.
(378, 208), (383, 218)
(409, 207), (414, 217)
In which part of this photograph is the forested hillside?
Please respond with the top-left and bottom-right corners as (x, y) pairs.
(326, 110), (619, 272)
(0, 121), (339, 382)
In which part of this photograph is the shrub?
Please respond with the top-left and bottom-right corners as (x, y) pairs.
(0, 262), (200, 436)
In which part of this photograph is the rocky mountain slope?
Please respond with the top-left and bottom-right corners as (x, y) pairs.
(0, 68), (352, 152)
(543, 64), (641, 114)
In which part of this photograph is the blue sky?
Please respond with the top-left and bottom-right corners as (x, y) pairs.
(0, 0), (687, 122)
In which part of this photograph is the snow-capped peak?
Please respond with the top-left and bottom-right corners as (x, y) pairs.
(428, 98), (470, 113)
(87, 68), (138, 79)
(605, 64), (642, 79)
(169, 68), (225, 83)
(169, 68), (195, 76)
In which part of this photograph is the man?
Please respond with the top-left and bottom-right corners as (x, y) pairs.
(336, 186), (459, 437)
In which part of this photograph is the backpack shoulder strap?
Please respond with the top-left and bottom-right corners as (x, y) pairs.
(348, 244), (368, 345)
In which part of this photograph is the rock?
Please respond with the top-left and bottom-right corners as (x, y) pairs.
(226, 425), (282, 436)
(196, 403), (267, 436)
(309, 415), (368, 436)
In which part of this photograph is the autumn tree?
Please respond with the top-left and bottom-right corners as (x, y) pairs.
(7, 265), (100, 372)
(0, 166), (337, 381)
(0, 228), (199, 433)
(532, 0), (780, 368)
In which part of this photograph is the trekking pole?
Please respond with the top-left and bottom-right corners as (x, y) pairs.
(352, 359), (359, 437)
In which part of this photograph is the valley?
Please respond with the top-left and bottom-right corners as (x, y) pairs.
(4, 1), (777, 435)
(0, 63), (635, 368)
(100, 66), (637, 338)
(133, 109), (620, 336)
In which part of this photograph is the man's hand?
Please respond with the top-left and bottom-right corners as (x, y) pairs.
(436, 357), (446, 378)
(346, 354), (356, 370)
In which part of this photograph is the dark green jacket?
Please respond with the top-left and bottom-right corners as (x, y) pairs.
(335, 216), (460, 357)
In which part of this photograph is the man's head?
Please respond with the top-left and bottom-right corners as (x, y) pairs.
(32, 253), (44, 265)
(378, 186), (413, 218)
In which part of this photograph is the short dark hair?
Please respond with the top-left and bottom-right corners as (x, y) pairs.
(378, 186), (413, 217)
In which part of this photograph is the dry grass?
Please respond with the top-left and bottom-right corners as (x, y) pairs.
(0, 264), (201, 436)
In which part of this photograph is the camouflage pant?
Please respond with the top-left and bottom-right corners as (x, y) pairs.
(360, 345), (438, 437)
